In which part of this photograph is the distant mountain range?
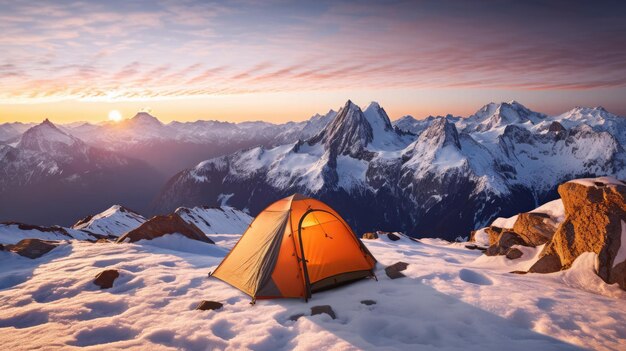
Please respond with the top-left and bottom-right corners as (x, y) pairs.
(2, 101), (625, 238)
(155, 100), (626, 239)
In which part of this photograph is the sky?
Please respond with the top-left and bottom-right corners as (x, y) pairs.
(1, 0), (626, 124)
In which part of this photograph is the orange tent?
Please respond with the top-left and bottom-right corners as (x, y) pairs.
(211, 194), (377, 302)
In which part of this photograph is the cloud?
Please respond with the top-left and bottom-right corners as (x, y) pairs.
(0, 0), (625, 104)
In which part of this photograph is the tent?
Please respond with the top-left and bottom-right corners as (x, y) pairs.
(211, 194), (377, 302)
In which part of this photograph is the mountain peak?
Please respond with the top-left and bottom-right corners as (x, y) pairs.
(129, 112), (163, 127)
(422, 116), (461, 149)
(17, 118), (82, 152)
(310, 100), (372, 156)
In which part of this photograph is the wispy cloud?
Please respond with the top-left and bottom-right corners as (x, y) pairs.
(0, 0), (625, 104)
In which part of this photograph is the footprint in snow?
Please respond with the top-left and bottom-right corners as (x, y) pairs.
(459, 269), (493, 286)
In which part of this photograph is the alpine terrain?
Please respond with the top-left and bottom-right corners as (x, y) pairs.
(156, 100), (626, 239)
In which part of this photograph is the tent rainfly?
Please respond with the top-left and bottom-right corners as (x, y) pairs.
(211, 194), (377, 302)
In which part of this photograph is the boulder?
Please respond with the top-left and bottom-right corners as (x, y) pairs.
(195, 300), (223, 311)
(529, 178), (626, 290)
(385, 261), (409, 279)
(116, 213), (214, 244)
(362, 232), (378, 240)
(512, 212), (557, 246)
(481, 226), (505, 246)
(93, 269), (119, 289)
(485, 231), (526, 256)
(505, 248), (523, 260)
(6, 239), (59, 259)
(311, 305), (336, 319)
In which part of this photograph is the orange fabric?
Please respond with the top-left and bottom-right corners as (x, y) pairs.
(290, 199), (374, 284)
(212, 194), (376, 299)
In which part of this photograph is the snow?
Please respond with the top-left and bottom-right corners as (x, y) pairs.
(530, 199), (565, 224)
(336, 155), (369, 190)
(559, 252), (626, 299)
(491, 214), (519, 229)
(72, 205), (146, 237)
(0, 224), (96, 244)
(0, 233), (624, 350)
(175, 206), (253, 235)
(472, 228), (490, 246)
(568, 176), (625, 188)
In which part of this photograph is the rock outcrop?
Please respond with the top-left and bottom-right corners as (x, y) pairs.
(529, 178), (626, 290)
(5, 239), (59, 259)
(116, 213), (214, 244)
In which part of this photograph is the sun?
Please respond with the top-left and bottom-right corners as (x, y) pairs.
(108, 110), (122, 122)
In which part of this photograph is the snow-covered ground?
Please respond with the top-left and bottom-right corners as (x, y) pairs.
(1, 233), (624, 350)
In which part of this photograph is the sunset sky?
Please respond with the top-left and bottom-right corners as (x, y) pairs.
(1, 0), (626, 124)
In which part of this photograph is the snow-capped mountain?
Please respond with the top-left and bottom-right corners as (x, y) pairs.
(67, 111), (335, 176)
(0, 120), (161, 226)
(156, 100), (626, 239)
(175, 206), (253, 234)
(72, 205), (147, 237)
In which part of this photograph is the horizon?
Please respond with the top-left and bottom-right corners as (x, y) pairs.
(2, 0), (626, 124)
(1, 99), (619, 126)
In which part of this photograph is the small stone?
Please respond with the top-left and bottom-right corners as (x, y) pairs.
(288, 313), (304, 321)
(195, 300), (223, 311)
(93, 269), (120, 289)
(386, 233), (400, 241)
(385, 261), (409, 279)
(510, 270), (528, 275)
(360, 300), (376, 306)
(311, 305), (336, 319)
(362, 232), (378, 240)
(95, 238), (110, 243)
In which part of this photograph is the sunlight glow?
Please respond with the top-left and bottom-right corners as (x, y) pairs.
(108, 110), (123, 122)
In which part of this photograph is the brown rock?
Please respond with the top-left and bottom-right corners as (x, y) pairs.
(505, 248), (523, 260)
(484, 226), (505, 246)
(311, 305), (336, 319)
(385, 261), (409, 279)
(195, 300), (223, 311)
(512, 212), (557, 246)
(485, 231), (526, 256)
(362, 232), (378, 240)
(529, 180), (626, 290)
(95, 238), (110, 244)
(116, 213), (214, 244)
(6, 239), (59, 259)
(529, 254), (562, 273)
(94, 269), (119, 289)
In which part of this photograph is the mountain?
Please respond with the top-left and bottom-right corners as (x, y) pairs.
(71, 205), (146, 237)
(174, 206), (253, 234)
(0, 120), (161, 226)
(0, 122), (35, 143)
(67, 111), (335, 177)
(156, 100), (626, 239)
(0, 222), (102, 244)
